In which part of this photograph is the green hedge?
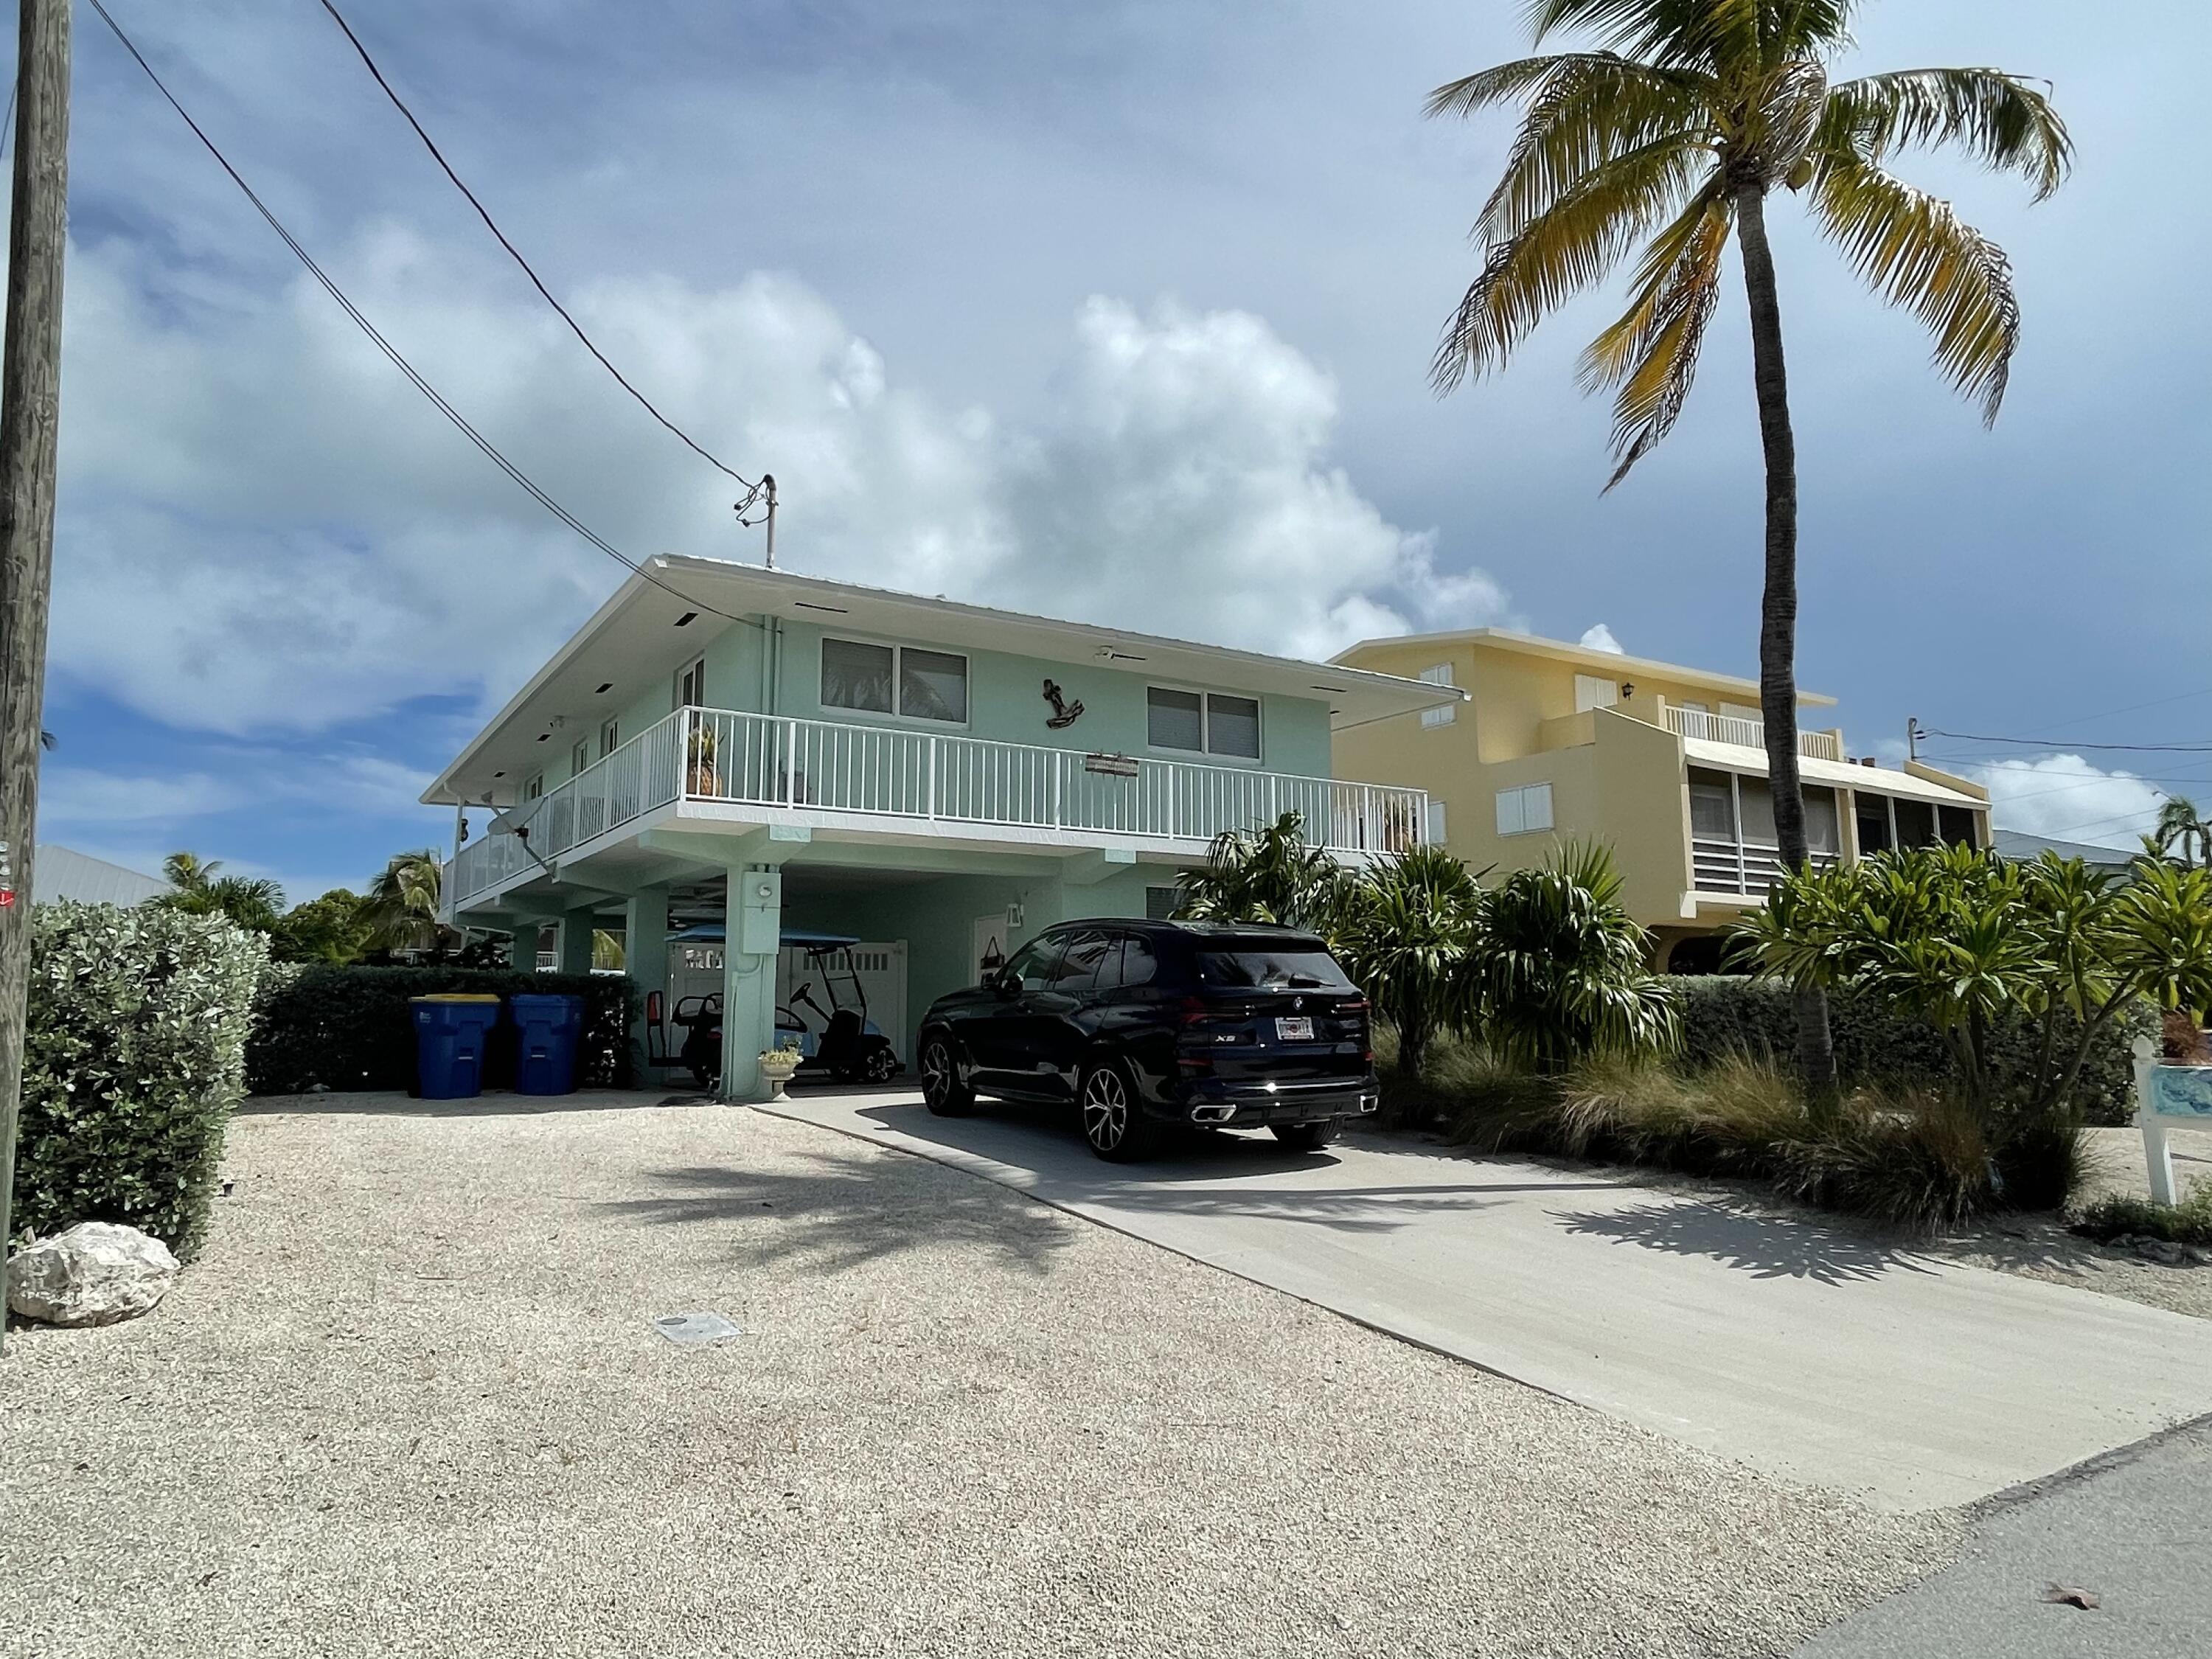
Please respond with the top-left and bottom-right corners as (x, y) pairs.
(246, 967), (640, 1096)
(13, 902), (268, 1259)
(1664, 975), (2157, 1126)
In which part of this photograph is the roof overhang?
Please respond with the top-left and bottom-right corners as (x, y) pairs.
(1332, 627), (1839, 709)
(423, 557), (1465, 807)
(1683, 739), (1988, 807)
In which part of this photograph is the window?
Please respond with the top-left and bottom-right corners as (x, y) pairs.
(600, 718), (619, 757)
(1195, 946), (1354, 991)
(1804, 787), (1841, 855)
(1145, 885), (1180, 922)
(1147, 687), (1204, 751)
(1677, 700), (1710, 715)
(1855, 796), (1893, 854)
(900, 647), (969, 723)
(675, 655), (706, 710)
(571, 738), (591, 776)
(1419, 664), (1456, 728)
(821, 637), (893, 713)
(1427, 800), (1449, 844)
(1938, 804), (1979, 849)
(1688, 768), (1735, 839)
(1893, 797), (1935, 849)
(1574, 674), (1620, 713)
(523, 774), (544, 801)
(1495, 782), (1554, 836)
(1001, 934), (1063, 993)
(1054, 929), (1119, 994)
(1120, 933), (1161, 988)
(1147, 686), (1262, 759)
(820, 637), (968, 724)
(1719, 700), (1761, 723)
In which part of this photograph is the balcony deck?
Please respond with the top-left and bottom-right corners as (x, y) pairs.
(1666, 704), (1845, 762)
(445, 705), (1427, 908)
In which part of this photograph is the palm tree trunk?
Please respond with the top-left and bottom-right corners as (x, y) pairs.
(1733, 184), (1839, 1107)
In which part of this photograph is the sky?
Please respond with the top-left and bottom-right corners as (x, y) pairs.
(22, 0), (2212, 901)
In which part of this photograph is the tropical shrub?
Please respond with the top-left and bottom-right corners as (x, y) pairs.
(1332, 843), (1484, 1077)
(246, 966), (639, 1094)
(2073, 1186), (2212, 1247)
(1469, 842), (1678, 1072)
(11, 902), (268, 1258)
(1665, 975), (2154, 1127)
(1733, 846), (2212, 1121)
(1173, 811), (1348, 932)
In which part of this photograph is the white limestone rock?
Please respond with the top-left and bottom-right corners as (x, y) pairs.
(7, 1221), (179, 1327)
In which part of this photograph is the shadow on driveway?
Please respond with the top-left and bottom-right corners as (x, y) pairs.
(1551, 1199), (1941, 1286)
(603, 1146), (1079, 1277)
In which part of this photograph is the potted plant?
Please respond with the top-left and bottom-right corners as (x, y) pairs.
(758, 1041), (802, 1100)
(686, 723), (720, 796)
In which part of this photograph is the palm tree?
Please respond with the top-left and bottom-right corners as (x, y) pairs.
(2153, 796), (2208, 870)
(156, 850), (285, 933)
(1332, 843), (1486, 1078)
(1427, 1), (2068, 1097)
(1468, 842), (1679, 1073)
(364, 849), (447, 953)
(1172, 812), (1349, 933)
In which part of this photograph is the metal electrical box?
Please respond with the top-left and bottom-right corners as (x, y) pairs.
(737, 870), (782, 956)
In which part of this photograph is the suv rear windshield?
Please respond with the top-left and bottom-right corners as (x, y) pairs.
(1193, 945), (1354, 991)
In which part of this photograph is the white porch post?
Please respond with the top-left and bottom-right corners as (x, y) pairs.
(624, 886), (671, 1085)
(720, 865), (782, 1102)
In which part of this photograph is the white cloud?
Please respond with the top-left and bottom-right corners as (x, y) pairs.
(1970, 754), (2169, 850)
(1579, 622), (1624, 654)
(38, 768), (241, 826)
(54, 239), (1508, 737)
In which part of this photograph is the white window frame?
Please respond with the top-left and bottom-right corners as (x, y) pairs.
(1495, 782), (1554, 837)
(1419, 664), (1456, 728)
(570, 737), (591, 777)
(600, 717), (619, 757)
(675, 654), (707, 712)
(523, 773), (544, 801)
(1427, 799), (1449, 844)
(817, 633), (973, 729)
(1144, 683), (1265, 764)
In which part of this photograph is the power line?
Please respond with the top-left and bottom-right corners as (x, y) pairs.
(1919, 728), (2212, 755)
(311, 0), (769, 521)
(85, 0), (759, 633)
(1982, 686), (2212, 745)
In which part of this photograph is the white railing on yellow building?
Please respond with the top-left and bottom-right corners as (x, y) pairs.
(1666, 704), (1844, 762)
(1691, 837), (1840, 898)
(446, 705), (1427, 905)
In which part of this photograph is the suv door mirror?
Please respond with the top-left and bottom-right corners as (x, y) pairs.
(992, 967), (1023, 1000)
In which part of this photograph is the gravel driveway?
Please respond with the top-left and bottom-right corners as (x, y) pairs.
(1, 1095), (1955, 1659)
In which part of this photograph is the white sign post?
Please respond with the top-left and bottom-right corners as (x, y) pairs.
(2132, 1034), (2212, 1206)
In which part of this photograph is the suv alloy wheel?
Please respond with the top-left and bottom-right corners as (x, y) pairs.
(921, 1035), (972, 1116)
(1079, 1058), (1152, 1161)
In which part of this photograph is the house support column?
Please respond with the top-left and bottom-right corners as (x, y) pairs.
(720, 865), (782, 1102)
(554, 905), (597, 976)
(623, 886), (671, 1082)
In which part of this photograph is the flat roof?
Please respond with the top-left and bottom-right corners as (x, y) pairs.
(1332, 626), (1839, 709)
(424, 557), (1466, 806)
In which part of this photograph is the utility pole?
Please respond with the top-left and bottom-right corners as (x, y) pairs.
(760, 473), (777, 569)
(0, 0), (72, 1349)
(1906, 717), (1921, 763)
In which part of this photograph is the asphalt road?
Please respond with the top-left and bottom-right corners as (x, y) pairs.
(764, 1090), (2212, 1512)
(1796, 1416), (2212, 1657)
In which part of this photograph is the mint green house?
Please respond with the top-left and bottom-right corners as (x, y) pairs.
(425, 556), (1453, 1098)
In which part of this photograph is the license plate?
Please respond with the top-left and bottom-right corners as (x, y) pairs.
(1275, 1017), (1315, 1042)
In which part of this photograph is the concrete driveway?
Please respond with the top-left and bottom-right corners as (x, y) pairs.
(764, 1090), (2212, 1512)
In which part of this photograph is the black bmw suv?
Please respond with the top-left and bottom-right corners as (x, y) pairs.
(916, 919), (1379, 1161)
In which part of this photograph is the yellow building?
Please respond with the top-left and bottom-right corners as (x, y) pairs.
(1329, 629), (1991, 971)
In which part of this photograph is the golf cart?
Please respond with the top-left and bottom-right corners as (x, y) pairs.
(647, 925), (902, 1090)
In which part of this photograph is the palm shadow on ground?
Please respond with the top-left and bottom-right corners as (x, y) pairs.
(602, 1147), (1080, 1278)
(1549, 1199), (1942, 1287)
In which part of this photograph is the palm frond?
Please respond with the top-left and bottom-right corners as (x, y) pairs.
(1526, 0), (1860, 68)
(1434, 130), (1711, 392)
(1819, 67), (2073, 201)
(1812, 156), (2020, 422)
(1577, 186), (1731, 485)
(1425, 54), (1585, 120)
(1460, 54), (1714, 243)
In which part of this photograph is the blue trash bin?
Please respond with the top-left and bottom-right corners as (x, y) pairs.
(511, 992), (585, 1096)
(411, 995), (503, 1100)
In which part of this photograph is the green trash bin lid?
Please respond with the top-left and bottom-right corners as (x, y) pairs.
(411, 993), (504, 1004)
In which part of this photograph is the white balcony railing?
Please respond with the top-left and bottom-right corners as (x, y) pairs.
(1691, 838), (1839, 898)
(1666, 705), (1843, 762)
(446, 705), (1428, 906)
